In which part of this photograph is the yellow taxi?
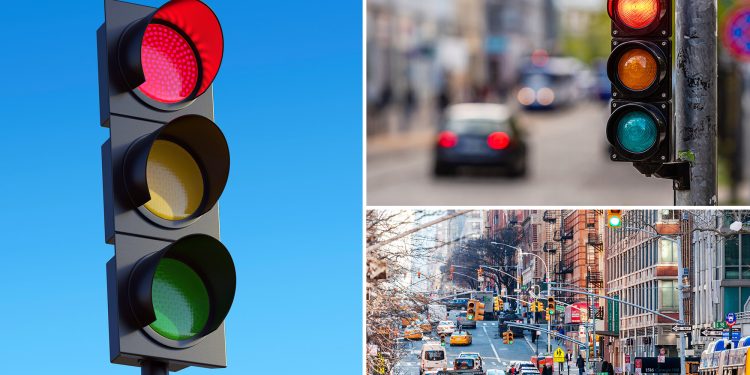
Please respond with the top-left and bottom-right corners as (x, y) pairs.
(449, 330), (472, 346)
(404, 325), (424, 340)
(418, 320), (432, 333)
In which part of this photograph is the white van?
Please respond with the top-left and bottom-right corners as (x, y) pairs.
(420, 342), (448, 374)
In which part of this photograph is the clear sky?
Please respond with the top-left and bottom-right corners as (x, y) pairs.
(0, 1), (362, 374)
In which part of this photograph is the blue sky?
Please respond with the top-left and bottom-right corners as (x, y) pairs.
(0, 1), (361, 374)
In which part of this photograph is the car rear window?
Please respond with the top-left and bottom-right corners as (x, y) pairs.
(454, 358), (475, 369)
(446, 119), (510, 135)
(425, 350), (445, 361)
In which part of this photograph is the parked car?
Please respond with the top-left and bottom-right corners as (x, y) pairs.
(433, 103), (527, 177)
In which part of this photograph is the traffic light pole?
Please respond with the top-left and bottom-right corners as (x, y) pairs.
(674, 0), (718, 205)
(141, 360), (168, 375)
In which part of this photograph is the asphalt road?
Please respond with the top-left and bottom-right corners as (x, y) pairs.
(393, 320), (538, 375)
(367, 102), (674, 205)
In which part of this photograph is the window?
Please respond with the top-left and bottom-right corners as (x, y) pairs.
(658, 239), (678, 263)
(725, 235), (750, 279)
(659, 280), (678, 310)
(425, 350), (445, 361)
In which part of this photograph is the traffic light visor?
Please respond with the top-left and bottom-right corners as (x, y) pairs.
(616, 0), (659, 29)
(616, 111), (658, 154)
(129, 234), (237, 346)
(617, 49), (657, 91)
(124, 115), (230, 226)
(119, 0), (224, 106)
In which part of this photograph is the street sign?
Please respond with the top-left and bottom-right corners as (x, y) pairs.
(556, 305), (565, 313)
(700, 329), (724, 337)
(671, 325), (691, 332)
(716, 321), (728, 329)
(554, 348), (566, 363)
(727, 312), (737, 327)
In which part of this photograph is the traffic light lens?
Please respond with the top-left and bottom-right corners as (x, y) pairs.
(616, 111), (657, 154)
(617, 49), (657, 91)
(610, 216), (622, 227)
(617, 0), (659, 29)
(139, 23), (199, 103)
(150, 258), (210, 341)
(144, 140), (205, 221)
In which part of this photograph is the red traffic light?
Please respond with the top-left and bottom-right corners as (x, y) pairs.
(608, 0), (669, 36)
(615, 0), (660, 29)
(119, 0), (224, 107)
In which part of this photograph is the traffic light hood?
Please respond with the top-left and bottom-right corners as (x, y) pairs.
(117, 0), (224, 108)
(127, 234), (236, 347)
(123, 114), (230, 227)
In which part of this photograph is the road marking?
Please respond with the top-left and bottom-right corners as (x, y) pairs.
(524, 335), (536, 353)
(483, 324), (502, 364)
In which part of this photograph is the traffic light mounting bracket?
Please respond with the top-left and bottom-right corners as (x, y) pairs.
(633, 161), (691, 190)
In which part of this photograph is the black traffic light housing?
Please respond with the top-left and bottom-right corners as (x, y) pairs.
(99, 0), (235, 371)
(605, 0), (690, 188)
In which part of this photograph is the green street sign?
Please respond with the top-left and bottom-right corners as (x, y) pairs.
(556, 305), (565, 312)
(716, 321), (728, 329)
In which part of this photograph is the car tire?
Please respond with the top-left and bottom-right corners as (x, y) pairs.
(433, 162), (456, 176)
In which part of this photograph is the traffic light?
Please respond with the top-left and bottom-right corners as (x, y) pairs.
(606, 0), (674, 168)
(476, 302), (485, 321)
(530, 300), (537, 313)
(478, 268), (484, 278)
(98, 0), (235, 371)
(467, 300), (476, 320)
(417, 272), (421, 278)
(519, 275), (523, 287)
(547, 297), (556, 314)
(496, 297), (504, 311)
(607, 209), (623, 227)
(508, 331), (515, 344)
(450, 265), (454, 280)
(502, 331), (510, 344)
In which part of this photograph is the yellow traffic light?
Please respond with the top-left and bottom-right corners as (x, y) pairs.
(547, 296), (556, 314)
(607, 209), (623, 227)
(530, 301), (537, 313)
(502, 331), (509, 344)
(478, 268), (483, 277)
(508, 331), (514, 344)
(467, 300), (476, 320)
(476, 302), (485, 321)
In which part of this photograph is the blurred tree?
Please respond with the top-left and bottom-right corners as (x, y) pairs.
(560, 11), (611, 65)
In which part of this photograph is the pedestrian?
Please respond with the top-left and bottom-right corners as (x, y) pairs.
(607, 361), (615, 375)
(577, 355), (585, 375)
(543, 364), (553, 375)
(510, 364), (517, 375)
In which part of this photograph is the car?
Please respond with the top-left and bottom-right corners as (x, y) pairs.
(449, 330), (472, 346)
(418, 319), (433, 333)
(433, 103), (527, 177)
(498, 313), (525, 337)
(456, 312), (477, 329)
(420, 342), (448, 374)
(404, 325), (423, 340)
(437, 320), (456, 335)
(453, 358), (477, 371)
(458, 352), (483, 370)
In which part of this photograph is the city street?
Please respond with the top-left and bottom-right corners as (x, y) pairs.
(367, 102), (674, 205)
(393, 321), (542, 374)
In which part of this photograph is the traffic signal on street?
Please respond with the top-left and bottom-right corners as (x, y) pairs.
(478, 268), (484, 278)
(496, 297), (504, 311)
(417, 272), (421, 278)
(508, 331), (514, 344)
(449, 265), (454, 280)
(502, 330), (510, 344)
(530, 300), (537, 313)
(98, 0), (235, 371)
(476, 302), (485, 321)
(606, 0), (673, 166)
(607, 210), (623, 227)
(547, 297), (556, 314)
(467, 300), (476, 320)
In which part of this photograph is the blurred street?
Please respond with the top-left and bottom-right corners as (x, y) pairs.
(368, 102), (673, 205)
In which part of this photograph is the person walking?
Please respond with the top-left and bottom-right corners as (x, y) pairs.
(577, 355), (586, 375)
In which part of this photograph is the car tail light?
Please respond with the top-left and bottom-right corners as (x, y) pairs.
(487, 132), (511, 150)
(438, 131), (458, 148)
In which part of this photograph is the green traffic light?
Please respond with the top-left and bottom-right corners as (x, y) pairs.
(617, 111), (657, 154)
(150, 258), (210, 340)
(609, 216), (622, 227)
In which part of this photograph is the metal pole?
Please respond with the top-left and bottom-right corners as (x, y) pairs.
(548, 264), (552, 354)
(674, 0), (718, 205)
(677, 235), (687, 375)
(141, 360), (169, 375)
